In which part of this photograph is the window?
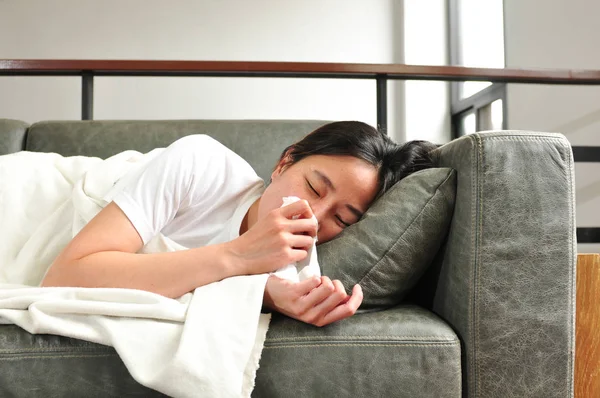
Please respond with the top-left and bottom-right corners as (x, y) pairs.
(449, 0), (506, 137)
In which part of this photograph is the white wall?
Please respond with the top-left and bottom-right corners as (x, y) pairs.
(0, 0), (410, 140)
(504, 0), (600, 253)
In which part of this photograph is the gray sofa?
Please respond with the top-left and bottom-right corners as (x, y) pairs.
(0, 119), (576, 398)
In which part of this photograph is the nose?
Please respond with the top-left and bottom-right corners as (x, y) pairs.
(308, 201), (327, 231)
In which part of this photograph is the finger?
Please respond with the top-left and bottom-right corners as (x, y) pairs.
(336, 282), (353, 305)
(306, 279), (348, 317)
(288, 234), (315, 250)
(286, 218), (318, 237)
(300, 276), (335, 307)
(289, 248), (309, 263)
(294, 276), (322, 295)
(319, 284), (363, 326)
(279, 199), (314, 220)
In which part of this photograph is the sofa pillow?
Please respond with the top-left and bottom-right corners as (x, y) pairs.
(317, 167), (456, 310)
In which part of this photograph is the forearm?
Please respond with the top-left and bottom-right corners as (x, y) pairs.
(41, 243), (239, 298)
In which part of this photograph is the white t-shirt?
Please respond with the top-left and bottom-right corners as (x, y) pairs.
(108, 134), (265, 248)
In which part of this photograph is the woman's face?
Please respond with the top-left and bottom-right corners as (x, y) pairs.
(258, 154), (379, 244)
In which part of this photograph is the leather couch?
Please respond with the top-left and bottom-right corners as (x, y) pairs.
(0, 119), (576, 398)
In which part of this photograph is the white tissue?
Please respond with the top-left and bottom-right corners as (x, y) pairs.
(273, 196), (321, 282)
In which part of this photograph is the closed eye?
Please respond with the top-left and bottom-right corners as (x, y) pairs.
(306, 179), (320, 197)
(336, 215), (351, 227)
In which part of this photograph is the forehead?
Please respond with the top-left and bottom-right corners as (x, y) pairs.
(299, 153), (366, 166)
(302, 154), (377, 176)
(302, 155), (379, 204)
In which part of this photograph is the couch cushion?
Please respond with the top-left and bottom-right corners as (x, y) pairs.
(0, 119), (28, 155)
(256, 305), (461, 397)
(318, 168), (456, 310)
(0, 305), (461, 398)
(25, 120), (327, 182)
(0, 325), (166, 397)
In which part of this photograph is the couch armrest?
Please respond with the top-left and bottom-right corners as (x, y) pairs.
(433, 131), (576, 398)
(0, 119), (28, 155)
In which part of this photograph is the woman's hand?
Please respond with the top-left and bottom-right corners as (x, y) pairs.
(225, 200), (318, 275)
(263, 275), (363, 327)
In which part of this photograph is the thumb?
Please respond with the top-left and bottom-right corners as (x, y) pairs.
(297, 276), (322, 295)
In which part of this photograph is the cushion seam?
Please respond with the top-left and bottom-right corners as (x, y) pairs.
(566, 139), (575, 396)
(267, 335), (458, 341)
(263, 342), (460, 349)
(474, 133), (483, 397)
(0, 353), (118, 360)
(481, 136), (565, 143)
(0, 347), (115, 353)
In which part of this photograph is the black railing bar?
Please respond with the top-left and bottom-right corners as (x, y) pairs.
(376, 75), (388, 133)
(572, 146), (600, 162)
(450, 83), (505, 115)
(81, 72), (93, 121)
(577, 228), (600, 244)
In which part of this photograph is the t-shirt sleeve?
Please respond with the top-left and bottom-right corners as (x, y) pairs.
(109, 134), (224, 245)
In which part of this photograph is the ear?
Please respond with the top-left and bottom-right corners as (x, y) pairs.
(271, 149), (293, 181)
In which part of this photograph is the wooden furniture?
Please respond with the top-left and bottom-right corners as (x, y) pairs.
(576, 253), (600, 397)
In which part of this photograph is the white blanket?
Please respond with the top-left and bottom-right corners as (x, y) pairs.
(0, 150), (271, 398)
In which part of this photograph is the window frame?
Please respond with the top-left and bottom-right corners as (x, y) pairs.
(448, 0), (507, 138)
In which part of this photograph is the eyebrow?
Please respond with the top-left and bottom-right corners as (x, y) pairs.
(314, 170), (336, 192)
(313, 170), (364, 219)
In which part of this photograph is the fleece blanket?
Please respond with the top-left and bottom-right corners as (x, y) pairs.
(0, 150), (271, 398)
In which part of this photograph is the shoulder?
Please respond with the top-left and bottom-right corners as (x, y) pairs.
(166, 134), (224, 156)
(167, 134), (261, 183)
(159, 134), (237, 170)
(169, 135), (245, 161)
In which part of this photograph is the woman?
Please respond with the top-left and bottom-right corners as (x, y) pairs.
(41, 121), (437, 327)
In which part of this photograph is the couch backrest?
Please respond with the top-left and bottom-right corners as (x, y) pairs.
(2, 119), (328, 182)
(0, 119), (28, 155)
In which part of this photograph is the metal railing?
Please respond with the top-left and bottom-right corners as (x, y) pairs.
(1, 59), (599, 243)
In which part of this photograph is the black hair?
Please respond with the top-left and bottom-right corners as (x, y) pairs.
(278, 121), (438, 199)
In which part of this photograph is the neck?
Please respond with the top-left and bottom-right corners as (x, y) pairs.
(240, 197), (260, 235)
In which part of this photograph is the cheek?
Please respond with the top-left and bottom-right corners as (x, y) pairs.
(316, 223), (340, 244)
(258, 184), (293, 219)
(257, 193), (278, 220)
(260, 178), (308, 218)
